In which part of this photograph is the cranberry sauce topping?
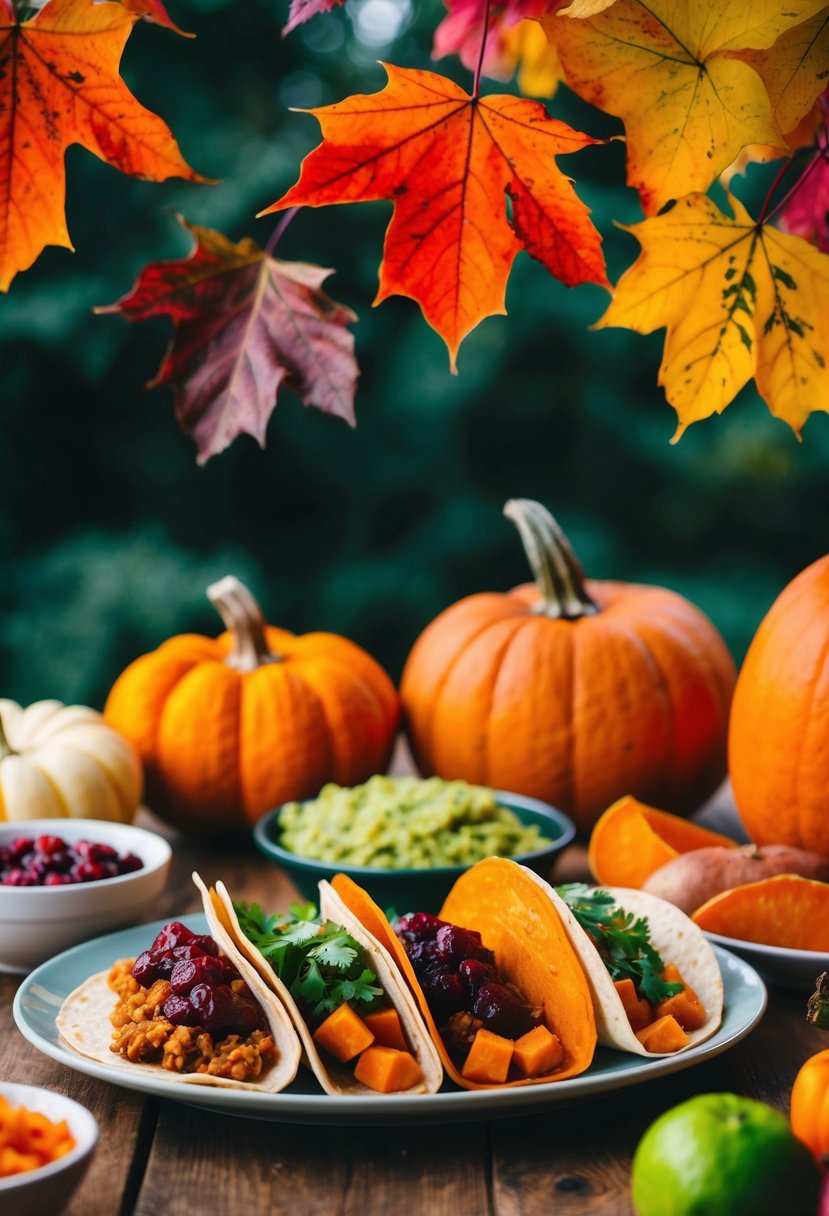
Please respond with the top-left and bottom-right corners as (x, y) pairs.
(132, 921), (263, 1038)
(393, 911), (540, 1059)
(0, 834), (144, 886)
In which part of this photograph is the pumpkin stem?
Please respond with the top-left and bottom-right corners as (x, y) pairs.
(503, 499), (599, 620)
(807, 971), (829, 1031)
(206, 576), (282, 671)
(0, 712), (13, 760)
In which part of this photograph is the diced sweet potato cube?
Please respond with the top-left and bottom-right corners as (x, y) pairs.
(512, 1025), (563, 1078)
(313, 1003), (375, 1063)
(354, 1046), (422, 1093)
(461, 1028), (514, 1084)
(655, 964), (706, 1030)
(614, 978), (653, 1032)
(635, 1014), (689, 1054)
(362, 1007), (408, 1052)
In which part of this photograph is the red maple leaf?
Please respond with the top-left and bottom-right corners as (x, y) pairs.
(282, 0), (343, 36)
(0, 0), (203, 290)
(263, 64), (608, 367)
(98, 218), (359, 464)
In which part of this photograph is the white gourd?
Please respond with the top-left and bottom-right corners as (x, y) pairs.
(0, 698), (143, 822)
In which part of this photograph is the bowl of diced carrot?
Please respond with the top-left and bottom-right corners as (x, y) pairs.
(0, 1082), (98, 1216)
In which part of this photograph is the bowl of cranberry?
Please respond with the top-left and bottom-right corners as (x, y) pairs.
(0, 819), (172, 973)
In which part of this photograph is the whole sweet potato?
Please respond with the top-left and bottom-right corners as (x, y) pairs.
(641, 844), (829, 914)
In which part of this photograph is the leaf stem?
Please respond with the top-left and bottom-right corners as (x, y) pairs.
(265, 206), (300, 256)
(756, 159), (792, 227)
(764, 136), (828, 227)
(472, 0), (493, 101)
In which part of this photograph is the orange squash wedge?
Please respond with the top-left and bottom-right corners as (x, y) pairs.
(691, 874), (829, 951)
(588, 795), (738, 888)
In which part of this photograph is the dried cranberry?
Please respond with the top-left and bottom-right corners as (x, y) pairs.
(44, 872), (74, 886)
(117, 852), (143, 874)
(6, 837), (34, 863)
(426, 972), (466, 1019)
(458, 959), (497, 997)
(162, 994), (201, 1026)
(435, 924), (493, 967)
(170, 955), (230, 995)
(2, 867), (37, 886)
(71, 861), (108, 882)
(44, 849), (72, 873)
(149, 922), (198, 956)
(131, 951), (158, 985)
(190, 934), (220, 958)
(35, 834), (66, 858)
(472, 982), (537, 1038)
(189, 983), (237, 1036)
(394, 912), (448, 943)
(86, 842), (118, 862)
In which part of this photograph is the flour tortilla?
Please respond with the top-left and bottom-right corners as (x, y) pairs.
(57, 905), (302, 1092)
(536, 880), (724, 1055)
(202, 874), (443, 1096)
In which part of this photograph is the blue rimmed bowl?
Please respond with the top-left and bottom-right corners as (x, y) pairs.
(253, 790), (575, 912)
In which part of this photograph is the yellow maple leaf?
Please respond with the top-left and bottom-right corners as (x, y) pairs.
(595, 193), (829, 439)
(501, 19), (564, 97)
(549, 0), (826, 213)
(737, 10), (829, 136)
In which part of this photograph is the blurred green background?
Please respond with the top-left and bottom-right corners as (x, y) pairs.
(2, 0), (828, 709)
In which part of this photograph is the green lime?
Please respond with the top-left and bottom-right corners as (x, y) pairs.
(631, 1092), (821, 1216)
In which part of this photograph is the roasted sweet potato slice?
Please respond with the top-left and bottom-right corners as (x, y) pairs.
(588, 795), (738, 888)
(691, 875), (829, 951)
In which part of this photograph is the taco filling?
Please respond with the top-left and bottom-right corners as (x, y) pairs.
(231, 901), (424, 1093)
(394, 912), (561, 1083)
(107, 920), (277, 1082)
(555, 884), (710, 1053)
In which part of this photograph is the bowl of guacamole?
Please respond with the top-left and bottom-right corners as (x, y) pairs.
(253, 775), (576, 910)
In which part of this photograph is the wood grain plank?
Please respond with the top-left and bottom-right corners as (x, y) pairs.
(135, 1104), (489, 1216)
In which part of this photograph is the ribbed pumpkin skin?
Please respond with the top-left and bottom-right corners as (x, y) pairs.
(729, 555), (829, 855)
(401, 579), (736, 835)
(105, 625), (400, 833)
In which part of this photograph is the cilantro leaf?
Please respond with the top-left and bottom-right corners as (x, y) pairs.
(232, 899), (385, 1024)
(309, 933), (358, 970)
(555, 883), (684, 1006)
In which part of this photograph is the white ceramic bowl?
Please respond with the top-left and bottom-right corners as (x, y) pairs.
(0, 1082), (98, 1216)
(0, 819), (172, 973)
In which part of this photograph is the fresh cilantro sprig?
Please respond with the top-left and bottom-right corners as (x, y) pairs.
(555, 884), (683, 1006)
(233, 900), (384, 1020)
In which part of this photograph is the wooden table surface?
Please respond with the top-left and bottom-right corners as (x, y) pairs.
(1, 791), (825, 1216)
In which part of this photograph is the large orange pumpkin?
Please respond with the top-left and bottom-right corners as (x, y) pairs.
(729, 554), (829, 855)
(104, 576), (399, 833)
(401, 499), (736, 834)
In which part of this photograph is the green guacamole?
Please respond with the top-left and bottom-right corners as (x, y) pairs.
(278, 775), (553, 869)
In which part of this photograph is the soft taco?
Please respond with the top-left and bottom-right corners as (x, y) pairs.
(57, 901), (301, 1093)
(331, 857), (598, 1089)
(550, 882), (724, 1055)
(201, 874), (443, 1095)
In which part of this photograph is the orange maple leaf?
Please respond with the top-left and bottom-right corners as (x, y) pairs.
(263, 64), (608, 368)
(0, 0), (204, 291)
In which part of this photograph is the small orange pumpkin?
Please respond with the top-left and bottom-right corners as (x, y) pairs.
(729, 554), (829, 855)
(401, 499), (736, 834)
(791, 1048), (829, 1164)
(104, 577), (399, 833)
